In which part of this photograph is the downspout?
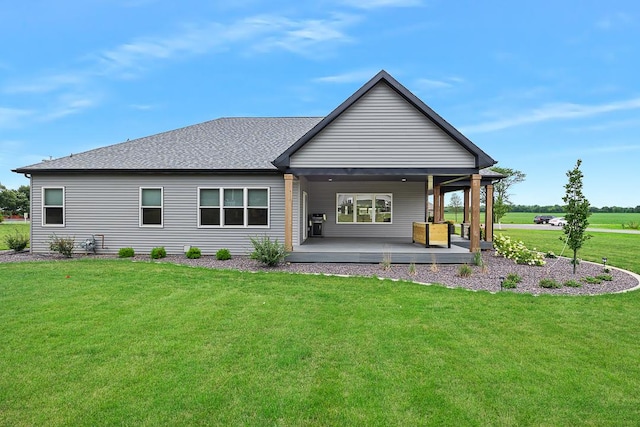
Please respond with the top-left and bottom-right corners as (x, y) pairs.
(23, 174), (33, 253)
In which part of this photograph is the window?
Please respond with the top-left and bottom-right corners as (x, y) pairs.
(337, 193), (392, 224)
(43, 187), (64, 226)
(198, 187), (269, 227)
(140, 188), (163, 227)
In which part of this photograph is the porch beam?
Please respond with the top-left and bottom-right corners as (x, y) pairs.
(470, 174), (481, 252)
(485, 184), (494, 242)
(284, 174), (294, 252)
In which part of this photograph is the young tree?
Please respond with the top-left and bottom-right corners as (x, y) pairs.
(449, 193), (462, 222)
(489, 166), (526, 223)
(562, 159), (591, 274)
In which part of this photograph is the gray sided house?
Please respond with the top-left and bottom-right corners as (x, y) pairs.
(14, 71), (499, 259)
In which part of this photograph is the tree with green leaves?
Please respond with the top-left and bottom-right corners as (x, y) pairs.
(562, 159), (591, 274)
(449, 192), (462, 222)
(489, 166), (526, 224)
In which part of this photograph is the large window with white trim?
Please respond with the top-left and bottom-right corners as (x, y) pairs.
(199, 187), (269, 227)
(140, 187), (163, 227)
(42, 187), (65, 226)
(337, 193), (392, 224)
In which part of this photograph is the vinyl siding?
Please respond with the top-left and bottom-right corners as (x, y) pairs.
(30, 174), (287, 255)
(306, 181), (425, 238)
(290, 82), (476, 169)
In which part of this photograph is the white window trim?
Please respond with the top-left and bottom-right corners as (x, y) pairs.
(336, 193), (393, 225)
(42, 187), (65, 227)
(139, 187), (164, 228)
(198, 187), (270, 228)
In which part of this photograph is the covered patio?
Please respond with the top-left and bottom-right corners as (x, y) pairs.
(288, 236), (493, 264)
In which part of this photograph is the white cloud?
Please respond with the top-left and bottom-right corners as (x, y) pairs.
(462, 97), (640, 133)
(0, 107), (33, 128)
(5, 73), (87, 95)
(596, 12), (633, 30)
(40, 96), (99, 121)
(314, 69), (380, 83)
(340, 0), (423, 9)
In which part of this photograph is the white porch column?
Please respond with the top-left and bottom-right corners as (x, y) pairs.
(485, 184), (494, 242)
(284, 174), (294, 252)
(470, 174), (481, 253)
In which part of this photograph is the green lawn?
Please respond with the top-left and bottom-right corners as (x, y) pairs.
(0, 222), (30, 250)
(457, 212), (640, 229)
(495, 228), (640, 275)
(2, 260), (640, 425)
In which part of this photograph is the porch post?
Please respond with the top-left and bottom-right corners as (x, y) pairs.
(485, 184), (494, 242)
(284, 174), (294, 252)
(433, 184), (442, 222)
(470, 174), (481, 252)
(463, 188), (470, 224)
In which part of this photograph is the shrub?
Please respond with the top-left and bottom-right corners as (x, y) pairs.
(582, 276), (602, 284)
(48, 234), (75, 258)
(501, 280), (517, 289)
(186, 247), (202, 259)
(539, 278), (562, 289)
(408, 262), (417, 276)
(215, 248), (231, 260)
(4, 230), (29, 252)
(380, 252), (392, 271)
(545, 251), (557, 259)
(622, 221), (639, 230)
(506, 273), (522, 283)
(472, 251), (483, 267)
(150, 246), (167, 259)
(249, 236), (288, 267)
(493, 234), (546, 266)
(564, 280), (582, 288)
(457, 264), (472, 278)
(118, 247), (135, 258)
(596, 274), (613, 282)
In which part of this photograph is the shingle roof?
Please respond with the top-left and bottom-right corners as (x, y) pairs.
(14, 117), (324, 173)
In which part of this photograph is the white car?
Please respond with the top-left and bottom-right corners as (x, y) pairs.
(549, 217), (567, 226)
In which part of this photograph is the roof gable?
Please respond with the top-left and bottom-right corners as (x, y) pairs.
(273, 70), (496, 170)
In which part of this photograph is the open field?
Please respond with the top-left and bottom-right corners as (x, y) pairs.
(495, 228), (640, 275)
(445, 212), (640, 230)
(1, 259), (640, 425)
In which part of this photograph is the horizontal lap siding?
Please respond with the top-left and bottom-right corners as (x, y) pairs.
(290, 82), (476, 168)
(31, 174), (286, 255)
(307, 181), (425, 238)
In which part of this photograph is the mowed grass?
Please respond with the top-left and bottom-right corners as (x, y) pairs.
(495, 228), (640, 275)
(2, 260), (640, 425)
(0, 223), (30, 250)
(489, 212), (640, 228)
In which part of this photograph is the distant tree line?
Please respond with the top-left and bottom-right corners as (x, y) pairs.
(0, 184), (30, 217)
(508, 205), (640, 213)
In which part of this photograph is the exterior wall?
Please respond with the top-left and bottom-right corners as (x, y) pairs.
(306, 180), (425, 239)
(290, 82), (476, 169)
(30, 173), (286, 255)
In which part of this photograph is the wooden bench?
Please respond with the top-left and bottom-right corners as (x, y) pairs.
(412, 222), (451, 248)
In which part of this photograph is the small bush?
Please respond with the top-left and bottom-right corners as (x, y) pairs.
(4, 230), (29, 252)
(501, 279), (518, 289)
(539, 278), (562, 289)
(622, 221), (639, 230)
(506, 273), (522, 284)
(249, 236), (288, 267)
(216, 248), (231, 260)
(596, 274), (613, 282)
(380, 252), (392, 271)
(493, 234), (546, 266)
(457, 264), (472, 278)
(186, 247), (202, 259)
(408, 262), (417, 276)
(150, 246), (167, 259)
(118, 247), (135, 258)
(582, 276), (602, 284)
(48, 234), (75, 258)
(564, 280), (582, 288)
(472, 251), (483, 267)
(545, 251), (557, 259)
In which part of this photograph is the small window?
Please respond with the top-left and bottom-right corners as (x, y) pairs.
(223, 189), (244, 226)
(140, 188), (163, 227)
(248, 189), (269, 226)
(199, 188), (220, 226)
(43, 187), (64, 226)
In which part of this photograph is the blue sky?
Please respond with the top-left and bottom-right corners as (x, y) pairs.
(2, 0), (639, 208)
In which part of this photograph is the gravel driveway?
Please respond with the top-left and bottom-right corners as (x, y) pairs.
(2, 250), (638, 296)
